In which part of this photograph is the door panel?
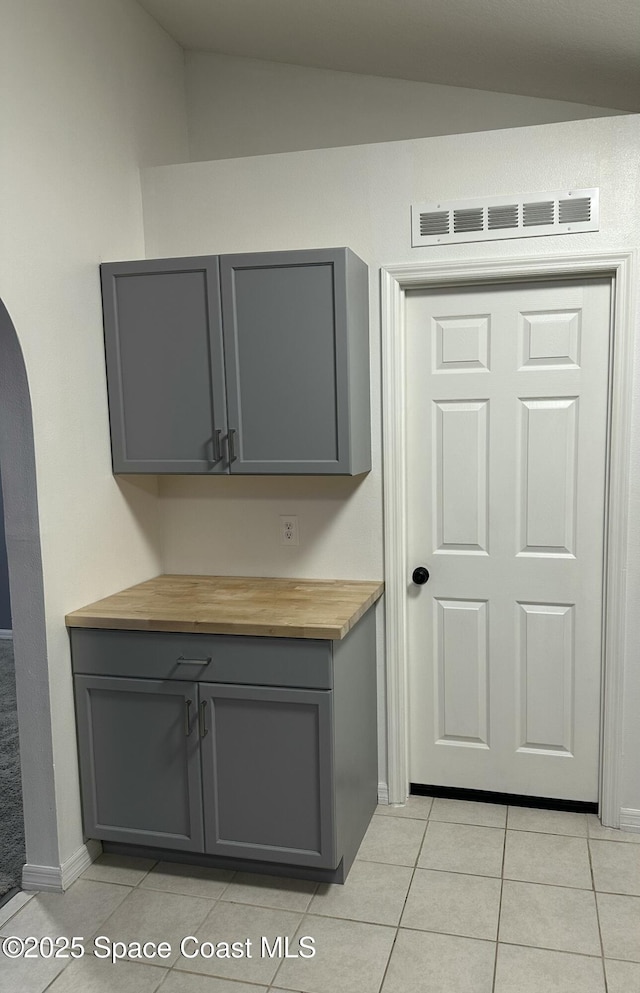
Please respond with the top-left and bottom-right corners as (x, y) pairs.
(518, 397), (578, 555)
(220, 250), (350, 473)
(200, 683), (337, 867)
(517, 602), (574, 754)
(406, 278), (611, 801)
(434, 597), (489, 747)
(101, 257), (227, 473)
(74, 675), (204, 850)
(434, 400), (489, 553)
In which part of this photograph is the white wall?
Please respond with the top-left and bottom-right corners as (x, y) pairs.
(142, 115), (640, 814)
(0, 0), (188, 872)
(185, 52), (626, 161)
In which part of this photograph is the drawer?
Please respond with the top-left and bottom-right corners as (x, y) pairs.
(69, 628), (333, 689)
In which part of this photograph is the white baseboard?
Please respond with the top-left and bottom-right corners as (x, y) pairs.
(22, 839), (102, 892)
(0, 629), (12, 639)
(620, 808), (640, 833)
(377, 781), (389, 805)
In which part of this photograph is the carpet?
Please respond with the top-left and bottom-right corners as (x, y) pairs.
(0, 639), (25, 896)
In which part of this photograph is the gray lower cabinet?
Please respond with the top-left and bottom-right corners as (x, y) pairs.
(200, 684), (336, 868)
(74, 675), (205, 852)
(70, 613), (377, 881)
(101, 247), (370, 475)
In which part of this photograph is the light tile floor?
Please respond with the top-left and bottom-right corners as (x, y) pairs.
(1, 797), (639, 992)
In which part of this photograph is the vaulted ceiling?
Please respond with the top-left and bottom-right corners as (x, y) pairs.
(137, 0), (640, 111)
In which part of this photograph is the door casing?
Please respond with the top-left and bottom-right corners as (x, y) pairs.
(380, 251), (635, 826)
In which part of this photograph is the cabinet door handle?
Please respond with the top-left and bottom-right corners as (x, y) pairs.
(199, 699), (209, 738)
(185, 699), (193, 736)
(212, 429), (222, 464)
(176, 656), (212, 665)
(228, 429), (237, 463)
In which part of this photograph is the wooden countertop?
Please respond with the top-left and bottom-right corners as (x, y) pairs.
(65, 575), (384, 640)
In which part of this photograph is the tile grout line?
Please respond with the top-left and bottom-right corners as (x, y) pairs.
(85, 875), (223, 974)
(269, 910), (326, 991)
(358, 854), (601, 891)
(153, 959), (172, 993)
(588, 836), (610, 993)
(159, 876), (312, 985)
(379, 810), (601, 841)
(236, 883), (315, 992)
(490, 811), (509, 993)
(374, 815), (429, 992)
(163, 889), (226, 980)
(40, 962), (69, 993)
(219, 875), (640, 899)
(486, 939), (608, 961)
(275, 909), (400, 993)
(30, 870), (154, 992)
(375, 928), (611, 960)
(0, 891), (35, 932)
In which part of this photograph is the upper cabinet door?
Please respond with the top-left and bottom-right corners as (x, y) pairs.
(101, 257), (227, 473)
(220, 248), (371, 474)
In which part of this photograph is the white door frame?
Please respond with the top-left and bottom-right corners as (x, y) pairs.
(381, 251), (635, 826)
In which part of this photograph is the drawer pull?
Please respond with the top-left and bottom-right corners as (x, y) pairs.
(176, 656), (212, 665)
(199, 699), (209, 738)
(185, 699), (193, 736)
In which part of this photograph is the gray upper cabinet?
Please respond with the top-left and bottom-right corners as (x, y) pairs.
(101, 248), (370, 475)
(220, 249), (370, 474)
(101, 256), (227, 473)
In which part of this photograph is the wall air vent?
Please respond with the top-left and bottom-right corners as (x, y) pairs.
(411, 189), (599, 247)
(559, 196), (591, 223)
(523, 200), (554, 226)
(420, 211), (449, 237)
(453, 207), (484, 233)
(488, 204), (518, 229)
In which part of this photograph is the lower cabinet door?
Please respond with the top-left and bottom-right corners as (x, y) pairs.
(74, 675), (204, 851)
(199, 683), (337, 868)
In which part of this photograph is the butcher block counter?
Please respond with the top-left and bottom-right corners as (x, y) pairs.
(67, 574), (383, 884)
(65, 573), (384, 640)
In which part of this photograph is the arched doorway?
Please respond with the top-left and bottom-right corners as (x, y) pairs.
(0, 296), (59, 895)
(0, 462), (20, 902)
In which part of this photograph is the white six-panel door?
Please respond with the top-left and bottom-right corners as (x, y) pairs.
(406, 278), (611, 801)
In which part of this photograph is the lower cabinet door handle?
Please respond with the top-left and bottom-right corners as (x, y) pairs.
(199, 699), (209, 738)
(185, 699), (193, 737)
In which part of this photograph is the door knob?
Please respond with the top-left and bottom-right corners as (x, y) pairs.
(412, 566), (430, 585)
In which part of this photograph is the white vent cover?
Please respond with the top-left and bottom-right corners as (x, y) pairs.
(411, 189), (599, 247)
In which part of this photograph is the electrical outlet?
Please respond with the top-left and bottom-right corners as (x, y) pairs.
(279, 515), (299, 546)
